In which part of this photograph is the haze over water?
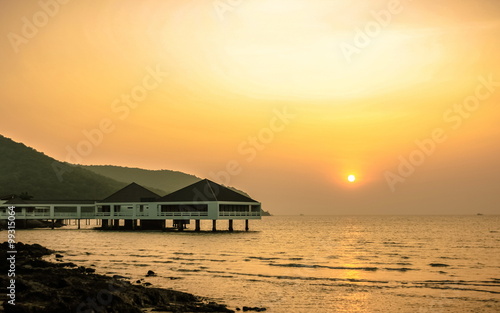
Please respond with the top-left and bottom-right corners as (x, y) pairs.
(16, 216), (500, 312)
(1, 1), (500, 311)
(1, 1), (500, 215)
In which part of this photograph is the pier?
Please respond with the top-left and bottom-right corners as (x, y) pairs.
(0, 179), (261, 231)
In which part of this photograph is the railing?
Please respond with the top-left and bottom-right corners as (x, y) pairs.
(24, 212), (51, 217)
(1, 211), (259, 218)
(54, 212), (79, 217)
(95, 212), (111, 217)
(0, 212), (51, 217)
(219, 212), (261, 217)
(113, 212), (135, 217)
(158, 212), (209, 217)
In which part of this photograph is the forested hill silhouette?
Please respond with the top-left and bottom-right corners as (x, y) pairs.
(0, 135), (199, 199)
(82, 165), (200, 195)
(0, 135), (126, 200)
(0, 135), (269, 216)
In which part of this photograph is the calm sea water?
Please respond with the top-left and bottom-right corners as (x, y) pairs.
(10, 216), (500, 312)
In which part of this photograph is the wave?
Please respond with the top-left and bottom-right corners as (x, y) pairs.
(248, 256), (281, 261)
(229, 271), (390, 284)
(410, 280), (500, 295)
(383, 267), (417, 272)
(176, 268), (202, 273)
(167, 256), (227, 262)
(267, 262), (421, 272)
(429, 263), (450, 267)
(268, 263), (379, 271)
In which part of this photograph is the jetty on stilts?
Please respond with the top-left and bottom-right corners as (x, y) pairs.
(0, 179), (261, 232)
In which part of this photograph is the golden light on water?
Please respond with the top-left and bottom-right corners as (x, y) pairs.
(0, 0), (499, 215)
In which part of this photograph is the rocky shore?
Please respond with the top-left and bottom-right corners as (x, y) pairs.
(0, 242), (235, 313)
(0, 220), (65, 230)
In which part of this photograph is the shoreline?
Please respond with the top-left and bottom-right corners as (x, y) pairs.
(1, 242), (242, 313)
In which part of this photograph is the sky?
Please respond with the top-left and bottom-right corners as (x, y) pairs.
(1, 0), (500, 215)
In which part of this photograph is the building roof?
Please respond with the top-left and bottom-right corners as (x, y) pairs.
(1, 181), (257, 205)
(100, 182), (160, 203)
(158, 179), (258, 203)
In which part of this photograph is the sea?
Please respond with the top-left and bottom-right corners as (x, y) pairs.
(10, 215), (500, 312)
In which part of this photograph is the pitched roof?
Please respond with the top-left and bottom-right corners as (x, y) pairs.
(100, 182), (160, 203)
(159, 179), (258, 203)
(3, 197), (29, 205)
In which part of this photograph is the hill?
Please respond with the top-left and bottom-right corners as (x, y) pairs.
(0, 135), (270, 213)
(82, 165), (272, 215)
(0, 135), (126, 200)
(81, 165), (200, 195)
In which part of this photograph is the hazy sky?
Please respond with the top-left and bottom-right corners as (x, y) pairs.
(1, 0), (500, 215)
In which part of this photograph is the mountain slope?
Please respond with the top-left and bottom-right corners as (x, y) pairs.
(81, 165), (200, 195)
(0, 135), (126, 200)
(0, 135), (270, 214)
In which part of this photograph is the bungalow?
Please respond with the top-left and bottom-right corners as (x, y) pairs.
(0, 179), (261, 231)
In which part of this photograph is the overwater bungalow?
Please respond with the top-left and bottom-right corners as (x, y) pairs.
(0, 179), (261, 231)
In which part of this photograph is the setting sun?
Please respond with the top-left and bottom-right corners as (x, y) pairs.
(1, 1), (500, 312)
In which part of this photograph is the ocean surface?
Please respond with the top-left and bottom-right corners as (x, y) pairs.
(10, 215), (500, 312)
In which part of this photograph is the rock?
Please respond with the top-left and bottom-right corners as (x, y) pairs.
(113, 275), (130, 280)
(204, 302), (234, 312)
(55, 253), (64, 258)
(0, 241), (235, 313)
(243, 307), (266, 312)
(85, 268), (96, 273)
(429, 263), (450, 267)
(143, 282), (152, 286)
(146, 270), (157, 277)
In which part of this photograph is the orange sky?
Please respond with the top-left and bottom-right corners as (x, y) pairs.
(1, 0), (500, 214)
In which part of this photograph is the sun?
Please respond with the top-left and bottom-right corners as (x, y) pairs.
(347, 175), (356, 182)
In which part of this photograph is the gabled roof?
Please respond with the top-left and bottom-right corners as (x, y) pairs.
(3, 197), (30, 205)
(159, 179), (258, 203)
(100, 182), (160, 203)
